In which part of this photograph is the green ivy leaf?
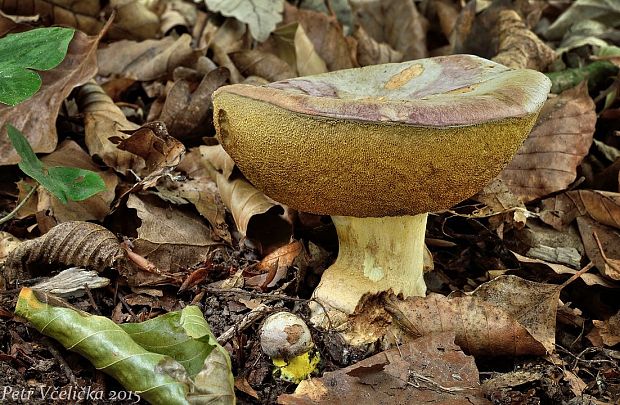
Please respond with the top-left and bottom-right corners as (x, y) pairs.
(0, 27), (74, 106)
(7, 124), (105, 203)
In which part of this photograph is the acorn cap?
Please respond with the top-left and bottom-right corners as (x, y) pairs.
(213, 55), (551, 217)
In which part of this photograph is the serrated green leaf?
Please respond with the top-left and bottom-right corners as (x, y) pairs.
(7, 124), (106, 203)
(15, 288), (191, 405)
(0, 27), (75, 106)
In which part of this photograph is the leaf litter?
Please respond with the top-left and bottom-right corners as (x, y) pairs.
(0, 0), (620, 404)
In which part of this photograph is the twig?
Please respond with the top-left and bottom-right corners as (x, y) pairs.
(42, 337), (77, 385)
(0, 184), (38, 225)
(205, 287), (307, 302)
(217, 304), (271, 345)
(407, 370), (472, 393)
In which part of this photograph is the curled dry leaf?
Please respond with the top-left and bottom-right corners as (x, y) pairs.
(201, 18), (246, 84)
(77, 81), (145, 176)
(283, 3), (356, 71)
(15, 140), (118, 223)
(540, 190), (620, 231)
(349, 0), (428, 61)
(511, 251), (616, 288)
(3, 221), (125, 284)
(0, 28), (102, 165)
(293, 23), (328, 76)
(109, 0), (160, 40)
(576, 216), (620, 280)
(98, 34), (200, 81)
(279, 332), (488, 405)
(204, 0), (284, 42)
(198, 145), (292, 250)
(245, 240), (302, 289)
(155, 176), (231, 243)
(230, 50), (295, 82)
(473, 178), (528, 230)
(0, 0), (104, 36)
(159, 0), (197, 35)
(126, 195), (217, 278)
(499, 83), (596, 202)
(492, 9), (556, 70)
(588, 311), (620, 347)
(384, 292), (546, 357)
(385, 273), (585, 356)
(353, 26), (403, 66)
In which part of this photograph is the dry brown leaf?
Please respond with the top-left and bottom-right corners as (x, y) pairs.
(109, 0), (159, 40)
(433, 0), (460, 40)
(202, 17), (246, 84)
(14, 141), (118, 223)
(540, 190), (620, 231)
(159, 0), (197, 35)
(77, 81), (145, 176)
(349, 0), (427, 61)
(588, 311), (620, 347)
(492, 9), (556, 70)
(0, 0), (104, 35)
(577, 216), (620, 280)
(293, 23), (328, 76)
(98, 34), (200, 81)
(473, 178), (528, 230)
(511, 251), (616, 288)
(353, 26), (403, 66)
(0, 231), (21, 265)
(386, 292), (546, 357)
(278, 332), (488, 405)
(499, 83), (596, 202)
(191, 145), (292, 252)
(283, 3), (356, 71)
(229, 50), (295, 82)
(2, 221), (125, 284)
(245, 241), (302, 289)
(0, 29), (102, 165)
(127, 195), (217, 277)
(159, 66), (229, 141)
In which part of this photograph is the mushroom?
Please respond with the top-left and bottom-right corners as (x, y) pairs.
(260, 312), (319, 382)
(213, 55), (551, 336)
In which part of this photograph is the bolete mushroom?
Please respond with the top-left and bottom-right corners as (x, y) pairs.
(213, 55), (551, 334)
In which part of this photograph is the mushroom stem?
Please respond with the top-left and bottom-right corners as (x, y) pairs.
(312, 213), (428, 317)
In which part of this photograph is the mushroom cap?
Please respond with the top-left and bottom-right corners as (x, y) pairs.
(213, 55), (551, 217)
(260, 312), (313, 360)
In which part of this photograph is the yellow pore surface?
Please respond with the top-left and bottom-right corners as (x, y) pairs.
(214, 91), (538, 217)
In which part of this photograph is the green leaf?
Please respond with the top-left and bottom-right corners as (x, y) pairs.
(15, 289), (236, 405)
(0, 27), (74, 106)
(122, 306), (236, 404)
(15, 288), (191, 405)
(7, 124), (105, 203)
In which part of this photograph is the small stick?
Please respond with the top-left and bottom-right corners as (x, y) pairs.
(217, 304), (271, 345)
(0, 184), (38, 225)
(43, 337), (77, 385)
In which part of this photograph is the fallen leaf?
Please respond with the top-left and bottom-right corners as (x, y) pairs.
(98, 34), (200, 81)
(544, 0), (620, 41)
(204, 0), (284, 42)
(201, 17), (246, 84)
(353, 26), (403, 66)
(230, 50), (295, 82)
(540, 190), (620, 231)
(245, 241), (302, 289)
(127, 195), (217, 277)
(349, 0), (428, 61)
(511, 251), (616, 288)
(577, 216), (620, 280)
(278, 332), (489, 405)
(589, 311), (620, 347)
(0, 0), (104, 36)
(109, 0), (160, 40)
(283, 3), (356, 71)
(0, 28), (102, 165)
(16, 140), (118, 223)
(293, 23), (328, 76)
(499, 83), (596, 202)
(77, 81), (145, 176)
(159, 0), (197, 35)
(492, 9), (556, 70)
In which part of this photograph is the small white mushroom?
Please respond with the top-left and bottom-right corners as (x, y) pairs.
(260, 312), (313, 361)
